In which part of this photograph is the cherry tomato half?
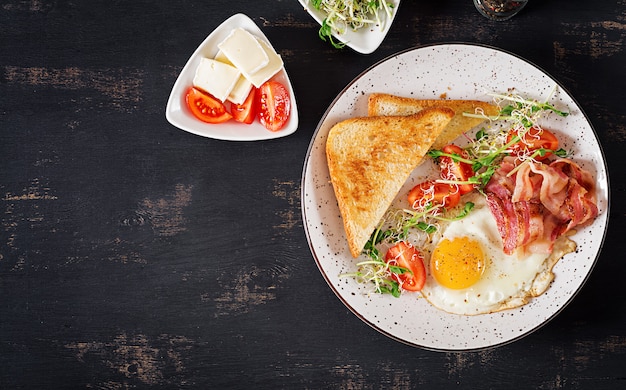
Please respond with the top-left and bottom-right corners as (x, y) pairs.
(385, 241), (426, 292)
(231, 88), (257, 124)
(256, 81), (291, 132)
(185, 87), (232, 124)
(439, 144), (475, 195)
(507, 126), (559, 161)
(407, 180), (461, 210)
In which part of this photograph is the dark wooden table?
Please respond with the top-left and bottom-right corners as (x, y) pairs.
(2, 1), (625, 388)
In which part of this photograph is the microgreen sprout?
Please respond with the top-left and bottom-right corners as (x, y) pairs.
(340, 224), (406, 297)
(441, 89), (571, 189)
(489, 92), (570, 119)
(342, 201), (475, 297)
(463, 91), (569, 131)
(318, 19), (345, 48)
(309, 0), (394, 49)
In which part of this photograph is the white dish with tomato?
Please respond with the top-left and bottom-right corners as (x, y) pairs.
(166, 14), (298, 141)
(301, 44), (609, 351)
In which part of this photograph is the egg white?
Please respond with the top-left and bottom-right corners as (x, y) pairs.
(420, 193), (553, 315)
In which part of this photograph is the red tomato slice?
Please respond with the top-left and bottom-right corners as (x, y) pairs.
(507, 126), (559, 160)
(256, 81), (291, 131)
(407, 180), (461, 210)
(231, 88), (257, 124)
(440, 144), (475, 195)
(385, 241), (426, 292)
(186, 87), (232, 124)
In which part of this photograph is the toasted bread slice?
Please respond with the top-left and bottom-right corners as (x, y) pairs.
(367, 93), (499, 150)
(326, 107), (455, 258)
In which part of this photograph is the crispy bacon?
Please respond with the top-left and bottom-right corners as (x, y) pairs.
(485, 156), (598, 254)
(511, 160), (568, 215)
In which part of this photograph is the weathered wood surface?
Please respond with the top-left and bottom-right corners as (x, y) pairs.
(1, 0), (625, 388)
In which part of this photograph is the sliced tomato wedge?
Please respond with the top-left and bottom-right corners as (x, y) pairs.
(507, 126), (559, 161)
(185, 87), (232, 124)
(256, 81), (291, 132)
(385, 241), (426, 292)
(407, 180), (461, 210)
(440, 144), (475, 195)
(231, 88), (257, 124)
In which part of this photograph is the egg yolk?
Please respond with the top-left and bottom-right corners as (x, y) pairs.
(431, 237), (486, 289)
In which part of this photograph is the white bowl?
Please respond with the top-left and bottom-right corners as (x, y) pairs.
(298, 0), (401, 54)
(165, 14), (299, 141)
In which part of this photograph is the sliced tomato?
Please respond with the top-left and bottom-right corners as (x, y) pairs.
(231, 88), (257, 124)
(407, 180), (461, 210)
(440, 144), (475, 195)
(507, 126), (559, 161)
(385, 241), (426, 292)
(256, 81), (291, 131)
(186, 87), (232, 124)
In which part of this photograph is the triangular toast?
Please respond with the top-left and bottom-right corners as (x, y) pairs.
(326, 107), (455, 258)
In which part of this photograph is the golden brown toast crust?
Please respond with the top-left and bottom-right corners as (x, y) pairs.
(367, 93), (499, 150)
(326, 107), (455, 258)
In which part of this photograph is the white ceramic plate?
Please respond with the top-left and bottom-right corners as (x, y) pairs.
(165, 14), (299, 141)
(301, 43), (610, 351)
(298, 0), (400, 54)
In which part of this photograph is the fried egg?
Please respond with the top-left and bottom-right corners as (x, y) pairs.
(420, 193), (575, 315)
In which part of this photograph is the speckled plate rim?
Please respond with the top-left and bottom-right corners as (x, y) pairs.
(300, 43), (610, 352)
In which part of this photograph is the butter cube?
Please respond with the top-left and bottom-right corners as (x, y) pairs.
(245, 37), (284, 88)
(214, 51), (254, 105)
(218, 28), (269, 76)
(192, 58), (240, 102)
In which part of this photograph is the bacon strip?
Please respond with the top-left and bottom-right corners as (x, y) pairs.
(512, 161), (568, 215)
(485, 156), (598, 254)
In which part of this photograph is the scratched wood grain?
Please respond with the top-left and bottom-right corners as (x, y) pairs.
(1, 0), (626, 388)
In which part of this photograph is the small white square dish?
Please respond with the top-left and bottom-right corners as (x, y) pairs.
(165, 14), (299, 141)
(298, 0), (401, 54)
